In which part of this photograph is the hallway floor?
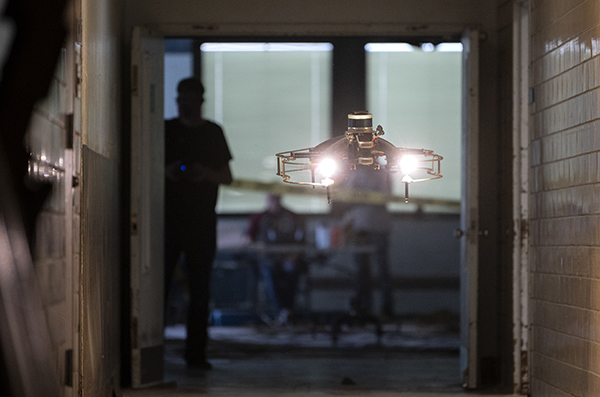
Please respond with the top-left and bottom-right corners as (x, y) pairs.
(122, 318), (513, 396)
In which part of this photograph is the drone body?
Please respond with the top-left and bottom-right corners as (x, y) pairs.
(276, 111), (443, 203)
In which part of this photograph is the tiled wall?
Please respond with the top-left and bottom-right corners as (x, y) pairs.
(530, 0), (600, 395)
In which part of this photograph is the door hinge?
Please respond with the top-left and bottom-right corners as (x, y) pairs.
(131, 213), (138, 235)
(132, 65), (138, 96)
(65, 113), (74, 149)
(131, 316), (138, 349)
(528, 87), (534, 104)
(65, 349), (73, 387)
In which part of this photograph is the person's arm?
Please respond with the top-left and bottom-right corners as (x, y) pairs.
(165, 160), (183, 181)
(190, 161), (233, 185)
(216, 162), (233, 185)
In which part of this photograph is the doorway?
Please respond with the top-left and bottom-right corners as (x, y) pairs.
(162, 35), (463, 386)
(129, 25), (481, 392)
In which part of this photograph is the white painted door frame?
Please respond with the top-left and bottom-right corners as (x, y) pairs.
(130, 22), (485, 388)
(512, 1), (530, 394)
(130, 26), (165, 389)
(459, 27), (480, 390)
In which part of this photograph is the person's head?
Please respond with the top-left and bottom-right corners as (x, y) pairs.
(176, 77), (204, 125)
(266, 194), (283, 212)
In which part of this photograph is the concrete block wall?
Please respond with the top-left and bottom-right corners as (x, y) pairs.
(530, 0), (600, 395)
(25, 33), (79, 396)
(19, 0), (126, 395)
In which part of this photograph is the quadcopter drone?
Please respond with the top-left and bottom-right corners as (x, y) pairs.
(275, 111), (443, 203)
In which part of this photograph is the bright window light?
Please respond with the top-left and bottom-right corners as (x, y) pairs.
(199, 41), (333, 213)
(436, 43), (463, 52)
(200, 42), (333, 52)
(365, 40), (462, 206)
(364, 43), (414, 53)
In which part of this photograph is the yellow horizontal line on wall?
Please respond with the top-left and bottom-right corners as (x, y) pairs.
(228, 179), (460, 209)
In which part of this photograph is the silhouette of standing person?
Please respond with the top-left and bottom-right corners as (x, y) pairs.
(164, 77), (233, 369)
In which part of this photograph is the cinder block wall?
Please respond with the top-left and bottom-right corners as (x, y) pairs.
(26, 40), (75, 395)
(530, 1), (600, 395)
(25, 3), (81, 393)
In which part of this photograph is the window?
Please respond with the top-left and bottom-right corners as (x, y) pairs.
(201, 42), (333, 214)
(164, 39), (462, 214)
(366, 42), (462, 211)
(164, 39), (195, 120)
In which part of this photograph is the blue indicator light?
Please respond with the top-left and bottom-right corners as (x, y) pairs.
(180, 165), (186, 171)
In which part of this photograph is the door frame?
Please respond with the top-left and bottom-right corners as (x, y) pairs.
(459, 27), (480, 390)
(512, 1), (531, 394)
(130, 21), (484, 387)
(130, 26), (165, 388)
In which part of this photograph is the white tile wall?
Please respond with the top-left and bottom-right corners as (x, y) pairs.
(530, 0), (600, 395)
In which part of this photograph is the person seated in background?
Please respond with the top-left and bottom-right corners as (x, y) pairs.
(246, 193), (306, 324)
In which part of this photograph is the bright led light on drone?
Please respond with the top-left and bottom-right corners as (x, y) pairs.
(322, 177), (334, 187)
(318, 158), (337, 178)
(400, 155), (419, 175)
